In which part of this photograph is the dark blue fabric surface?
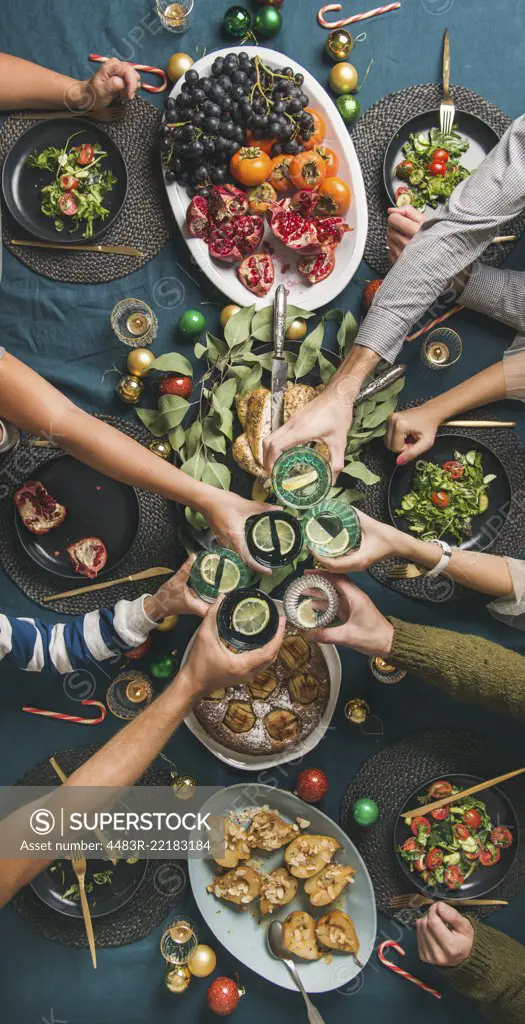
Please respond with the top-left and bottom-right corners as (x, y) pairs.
(1, 1), (525, 1021)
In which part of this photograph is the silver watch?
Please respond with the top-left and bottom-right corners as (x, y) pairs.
(426, 538), (452, 577)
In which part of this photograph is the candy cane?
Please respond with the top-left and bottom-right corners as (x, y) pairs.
(89, 55), (168, 93)
(377, 941), (442, 999)
(318, 3), (401, 28)
(22, 699), (107, 725)
(406, 304), (464, 342)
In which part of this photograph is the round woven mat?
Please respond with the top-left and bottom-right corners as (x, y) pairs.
(0, 416), (185, 615)
(357, 402), (525, 603)
(352, 84), (525, 276)
(340, 729), (525, 924)
(0, 98), (171, 284)
(13, 746), (184, 948)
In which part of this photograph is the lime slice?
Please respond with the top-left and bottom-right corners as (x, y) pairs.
(252, 516), (274, 553)
(296, 598), (318, 629)
(281, 469), (318, 493)
(232, 596), (271, 636)
(305, 517), (334, 547)
(324, 528), (350, 556)
(200, 553), (241, 593)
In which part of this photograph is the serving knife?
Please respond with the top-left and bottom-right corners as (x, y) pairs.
(354, 363), (407, 406)
(271, 285), (288, 431)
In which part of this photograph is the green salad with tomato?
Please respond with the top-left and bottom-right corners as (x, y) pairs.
(395, 127), (470, 210)
(399, 779), (514, 891)
(395, 449), (496, 544)
(26, 132), (117, 238)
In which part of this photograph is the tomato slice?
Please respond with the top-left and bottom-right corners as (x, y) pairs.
(77, 143), (95, 166)
(441, 460), (464, 480)
(431, 490), (449, 509)
(59, 174), (79, 190)
(463, 808), (482, 830)
(414, 855), (427, 873)
(490, 826), (513, 849)
(396, 159), (414, 180)
(57, 192), (78, 216)
(431, 805), (450, 820)
(428, 780), (453, 798)
(410, 815), (431, 837)
(479, 845), (501, 867)
(428, 159), (447, 177)
(433, 148), (450, 162)
(426, 847), (444, 870)
(401, 837), (422, 854)
(444, 865), (465, 890)
(453, 823), (471, 842)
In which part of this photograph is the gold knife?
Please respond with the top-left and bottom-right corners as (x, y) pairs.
(10, 239), (143, 257)
(49, 757), (118, 866)
(43, 566), (173, 602)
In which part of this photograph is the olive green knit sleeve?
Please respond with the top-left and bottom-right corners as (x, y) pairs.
(443, 920), (525, 1024)
(388, 618), (525, 719)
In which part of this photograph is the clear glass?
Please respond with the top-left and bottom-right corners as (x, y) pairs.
(369, 655), (407, 685)
(420, 328), (462, 370)
(272, 446), (331, 510)
(110, 298), (158, 348)
(155, 0), (194, 33)
(217, 588), (280, 652)
(283, 574), (339, 630)
(302, 500), (361, 557)
(0, 419), (20, 453)
(189, 547), (253, 603)
(160, 916), (198, 964)
(245, 510), (303, 569)
(106, 671), (153, 720)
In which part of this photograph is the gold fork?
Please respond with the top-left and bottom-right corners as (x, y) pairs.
(439, 29), (455, 135)
(386, 563), (427, 581)
(70, 853), (97, 968)
(15, 107), (125, 122)
(390, 894), (508, 910)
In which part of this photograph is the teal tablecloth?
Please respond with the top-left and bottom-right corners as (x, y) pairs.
(1, 1), (524, 1021)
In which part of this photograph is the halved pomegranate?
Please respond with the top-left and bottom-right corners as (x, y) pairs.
(208, 221), (242, 263)
(14, 480), (67, 535)
(290, 189), (320, 218)
(267, 200), (320, 254)
(67, 537), (108, 579)
(186, 195), (210, 240)
(297, 248), (336, 284)
(236, 214), (264, 255)
(238, 253), (275, 296)
(313, 216), (351, 249)
(208, 184), (248, 223)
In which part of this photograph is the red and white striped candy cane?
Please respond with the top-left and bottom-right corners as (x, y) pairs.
(22, 699), (107, 725)
(318, 2), (401, 28)
(89, 55), (168, 93)
(406, 304), (464, 342)
(377, 941), (442, 999)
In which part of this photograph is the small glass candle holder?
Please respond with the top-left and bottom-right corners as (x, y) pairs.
(369, 655), (407, 685)
(302, 500), (361, 558)
(272, 446), (331, 510)
(0, 419), (20, 454)
(110, 298), (158, 348)
(217, 588), (280, 652)
(283, 574), (339, 630)
(189, 547), (253, 603)
(245, 510), (303, 569)
(106, 671), (154, 720)
(420, 328), (462, 370)
(156, 0), (194, 33)
(160, 916), (199, 964)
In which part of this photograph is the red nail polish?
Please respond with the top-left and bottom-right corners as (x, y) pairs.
(397, 454), (405, 465)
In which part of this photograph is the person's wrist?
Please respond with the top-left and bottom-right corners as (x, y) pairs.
(375, 618), (394, 657)
(175, 665), (203, 701)
(143, 595), (163, 622)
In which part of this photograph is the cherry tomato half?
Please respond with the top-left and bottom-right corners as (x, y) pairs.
(57, 192), (78, 216)
(453, 823), (471, 842)
(479, 845), (501, 867)
(428, 159), (447, 177)
(442, 460), (465, 480)
(59, 174), (79, 190)
(428, 780), (453, 799)
(433, 149), (450, 162)
(426, 847), (444, 870)
(431, 490), (449, 509)
(463, 808), (482, 830)
(77, 143), (95, 166)
(396, 159), (415, 180)
(444, 865), (465, 890)
(490, 826), (513, 848)
(401, 837), (423, 855)
(431, 805), (450, 820)
(411, 815), (432, 837)
(414, 854), (427, 873)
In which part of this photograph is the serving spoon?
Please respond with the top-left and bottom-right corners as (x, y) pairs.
(267, 920), (326, 1024)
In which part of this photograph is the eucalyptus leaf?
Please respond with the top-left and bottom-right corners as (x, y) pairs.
(318, 351), (337, 384)
(323, 308), (344, 322)
(336, 486), (364, 505)
(202, 460), (231, 490)
(251, 304), (314, 342)
(374, 376), (405, 402)
(341, 461), (381, 486)
(180, 450), (207, 481)
(185, 506), (208, 531)
(206, 332), (228, 364)
(202, 416), (226, 454)
(362, 396), (399, 429)
(218, 406), (233, 439)
(294, 321), (324, 379)
(150, 352), (193, 376)
(168, 424), (186, 453)
(156, 394), (190, 432)
(258, 562), (294, 594)
(185, 420), (202, 459)
(224, 304), (255, 348)
(135, 407), (163, 436)
(337, 311), (358, 356)
(194, 341), (207, 360)
(239, 364), (263, 395)
(214, 377), (238, 410)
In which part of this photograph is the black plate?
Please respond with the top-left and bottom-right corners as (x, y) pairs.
(383, 108), (499, 208)
(2, 117), (128, 243)
(388, 434), (510, 552)
(31, 855), (147, 919)
(14, 455), (140, 579)
(394, 773), (518, 900)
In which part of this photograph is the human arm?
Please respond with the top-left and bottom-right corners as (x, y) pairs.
(0, 53), (140, 111)
(0, 352), (271, 573)
(417, 902), (525, 1024)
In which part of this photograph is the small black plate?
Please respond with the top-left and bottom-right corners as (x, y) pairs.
(2, 117), (128, 243)
(31, 855), (147, 919)
(388, 433), (510, 552)
(14, 455), (140, 579)
(394, 773), (518, 900)
(383, 108), (499, 208)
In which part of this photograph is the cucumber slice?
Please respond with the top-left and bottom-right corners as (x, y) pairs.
(479, 494), (489, 513)
(396, 191), (414, 207)
(483, 473), (497, 484)
(409, 168), (425, 185)
(466, 450), (477, 465)
(444, 852), (461, 865)
(401, 493), (416, 510)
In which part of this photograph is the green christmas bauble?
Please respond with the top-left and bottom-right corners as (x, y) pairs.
(178, 308), (206, 337)
(223, 5), (251, 37)
(336, 94), (361, 126)
(254, 5), (282, 37)
(151, 654), (178, 679)
(352, 798), (379, 827)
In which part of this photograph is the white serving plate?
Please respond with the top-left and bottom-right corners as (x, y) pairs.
(188, 783), (377, 992)
(182, 600), (341, 770)
(163, 46), (368, 310)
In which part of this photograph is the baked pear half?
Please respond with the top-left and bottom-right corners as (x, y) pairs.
(284, 834), (341, 878)
(212, 816), (251, 870)
(282, 910), (320, 960)
(304, 863), (356, 907)
(260, 867), (298, 916)
(246, 809), (300, 851)
(209, 865), (261, 906)
(315, 910), (359, 955)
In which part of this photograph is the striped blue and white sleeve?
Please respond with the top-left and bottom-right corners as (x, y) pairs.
(0, 596), (158, 675)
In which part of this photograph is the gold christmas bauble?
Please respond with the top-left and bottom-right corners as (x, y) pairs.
(285, 317), (308, 341)
(116, 374), (144, 404)
(172, 775), (196, 800)
(220, 304), (242, 328)
(155, 613), (179, 632)
(329, 62), (359, 96)
(167, 52), (194, 83)
(165, 964), (191, 994)
(147, 438), (173, 460)
(326, 28), (353, 62)
(188, 944), (217, 978)
(344, 697), (370, 725)
(127, 347), (156, 377)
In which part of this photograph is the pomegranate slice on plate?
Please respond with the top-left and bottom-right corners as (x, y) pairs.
(208, 184), (248, 223)
(186, 195), (210, 240)
(297, 248), (336, 285)
(314, 216), (351, 249)
(267, 199), (320, 254)
(67, 537), (108, 579)
(14, 480), (67, 535)
(238, 253), (275, 296)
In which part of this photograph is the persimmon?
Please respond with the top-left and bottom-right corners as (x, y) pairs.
(245, 130), (276, 156)
(317, 176), (352, 215)
(289, 151), (326, 190)
(314, 145), (339, 177)
(230, 147), (272, 187)
(301, 108), (326, 150)
(268, 154), (294, 193)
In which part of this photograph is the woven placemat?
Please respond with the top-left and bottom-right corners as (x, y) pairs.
(357, 402), (525, 603)
(13, 747), (184, 947)
(0, 98), (171, 284)
(0, 416), (185, 615)
(352, 84), (525, 277)
(340, 729), (525, 925)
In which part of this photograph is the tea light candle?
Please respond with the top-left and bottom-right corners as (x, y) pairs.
(126, 311), (150, 337)
(426, 341), (450, 365)
(126, 679), (151, 704)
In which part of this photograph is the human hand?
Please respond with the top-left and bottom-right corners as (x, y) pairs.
(386, 402), (442, 464)
(386, 206), (425, 263)
(303, 574), (393, 657)
(204, 491), (275, 576)
(80, 59), (141, 110)
(183, 597), (286, 696)
(144, 556), (208, 622)
(417, 902), (474, 968)
(262, 389), (352, 480)
(308, 509), (406, 573)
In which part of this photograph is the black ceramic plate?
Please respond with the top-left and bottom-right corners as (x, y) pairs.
(394, 773), (518, 900)
(388, 434), (510, 552)
(14, 455), (140, 579)
(383, 108), (499, 208)
(2, 117), (128, 243)
(31, 855), (147, 920)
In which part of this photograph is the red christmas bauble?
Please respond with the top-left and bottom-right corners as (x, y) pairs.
(362, 278), (383, 310)
(296, 767), (329, 803)
(123, 636), (152, 660)
(207, 977), (241, 1016)
(158, 374), (192, 399)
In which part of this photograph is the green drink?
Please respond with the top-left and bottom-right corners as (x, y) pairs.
(302, 500), (362, 558)
(217, 588), (280, 653)
(245, 510), (303, 569)
(272, 446), (331, 510)
(189, 547), (252, 603)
